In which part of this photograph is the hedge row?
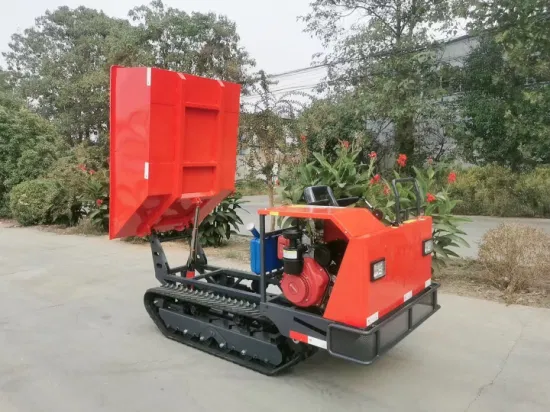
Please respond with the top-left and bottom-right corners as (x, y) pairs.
(452, 165), (550, 218)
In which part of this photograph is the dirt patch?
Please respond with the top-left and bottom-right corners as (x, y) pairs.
(435, 258), (550, 309)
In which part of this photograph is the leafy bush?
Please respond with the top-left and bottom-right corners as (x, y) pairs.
(410, 164), (470, 269)
(281, 140), (372, 204)
(0, 102), (65, 216)
(9, 179), (70, 226)
(479, 223), (550, 294)
(199, 193), (246, 247)
(515, 167), (550, 217)
(43, 146), (110, 230)
(453, 165), (550, 217)
(80, 168), (109, 231)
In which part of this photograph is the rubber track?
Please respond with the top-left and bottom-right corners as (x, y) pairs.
(143, 285), (307, 376)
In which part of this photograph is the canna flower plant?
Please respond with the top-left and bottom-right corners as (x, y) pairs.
(280, 141), (469, 271)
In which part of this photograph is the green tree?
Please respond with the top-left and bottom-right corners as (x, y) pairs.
(300, 0), (467, 164)
(457, 36), (550, 169)
(470, 0), (549, 80)
(3, 1), (254, 146)
(462, 0), (550, 169)
(128, 0), (255, 84)
(3, 6), (144, 144)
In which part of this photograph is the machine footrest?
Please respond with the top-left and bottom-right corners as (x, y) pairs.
(327, 283), (440, 364)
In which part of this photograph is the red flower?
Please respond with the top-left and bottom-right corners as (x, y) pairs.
(448, 171), (457, 184)
(383, 185), (391, 196)
(426, 193), (436, 203)
(300, 134), (307, 143)
(89, 169), (96, 175)
(368, 151), (377, 159)
(96, 199), (103, 206)
(276, 179), (280, 186)
(78, 164), (86, 172)
(427, 157), (434, 165)
(370, 174), (381, 185)
(397, 154), (407, 168)
(341, 140), (350, 149)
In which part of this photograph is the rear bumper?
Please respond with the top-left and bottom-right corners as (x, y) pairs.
(327, 283), (440, 365)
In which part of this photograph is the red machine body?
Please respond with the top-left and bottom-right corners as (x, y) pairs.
(109, 66), (241, 239)
(280, 258), (330, 307)
(110, 66), (440, 374)
(260, 206), (433, 329)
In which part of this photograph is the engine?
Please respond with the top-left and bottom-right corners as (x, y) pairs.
(278, 228), (330, 308)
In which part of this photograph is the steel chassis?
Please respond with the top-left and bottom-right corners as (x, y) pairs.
(144, 214), (441, 375)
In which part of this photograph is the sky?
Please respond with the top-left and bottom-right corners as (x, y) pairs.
(0, 0), (467, 102)
(0, 0), (326, 75)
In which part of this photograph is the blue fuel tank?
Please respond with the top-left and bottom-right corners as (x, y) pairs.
(247, 223), (283, 275)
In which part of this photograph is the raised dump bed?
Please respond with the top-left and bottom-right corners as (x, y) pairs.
(109, 66), (241, 239)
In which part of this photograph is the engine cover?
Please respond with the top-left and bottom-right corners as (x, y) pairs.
(280, 257), (330, 308)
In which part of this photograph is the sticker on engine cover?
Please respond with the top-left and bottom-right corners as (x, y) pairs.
(283, 249), (298, 259)
(425, 279), (432, 288)
(404, 290), (413, 302)
(366, 312), (379, 327)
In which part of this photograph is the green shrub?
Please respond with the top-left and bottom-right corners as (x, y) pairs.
(199, 193), (247, 247)
(131, 193), (247, 247)
(515, 167), (550, 217)
(0, 104), (66, 216)
(452, 165), (550, 217)
(44, 152), (110, 230)
(281, 140), (373, 204)
(9, 179), (71, 226)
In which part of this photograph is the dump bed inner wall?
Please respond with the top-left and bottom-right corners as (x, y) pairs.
(109, 66), (241, 239)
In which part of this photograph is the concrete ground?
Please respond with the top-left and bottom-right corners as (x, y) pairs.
(238, 195), (550, 258)
(1, 224), (550, 411)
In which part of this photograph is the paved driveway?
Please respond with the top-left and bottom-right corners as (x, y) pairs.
(1, 224), (550, 412)
(237, 196), (550, 258)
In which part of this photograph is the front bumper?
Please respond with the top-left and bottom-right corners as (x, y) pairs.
(327, 283), (440, 365)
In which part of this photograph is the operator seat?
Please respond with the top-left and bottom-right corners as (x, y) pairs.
(303, 186), (360, 207)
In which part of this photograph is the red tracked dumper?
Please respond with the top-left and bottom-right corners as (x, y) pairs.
(109, 66), (440, 375)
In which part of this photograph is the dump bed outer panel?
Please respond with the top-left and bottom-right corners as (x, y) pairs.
(109, 66), (241, 239)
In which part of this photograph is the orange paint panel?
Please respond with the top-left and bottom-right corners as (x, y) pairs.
(323, 216), (433, 328)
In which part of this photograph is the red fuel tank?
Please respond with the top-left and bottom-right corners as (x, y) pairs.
(109, 66), (241, 239)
